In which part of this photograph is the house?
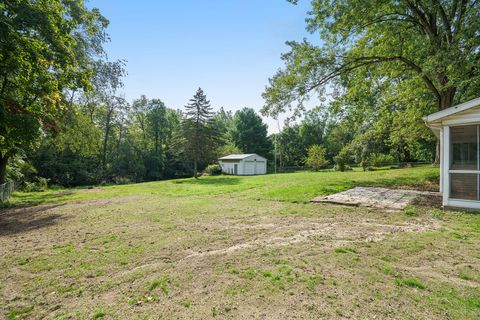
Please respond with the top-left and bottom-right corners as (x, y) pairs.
(218, 154), (267, 175)
(424, 97), (480, 210)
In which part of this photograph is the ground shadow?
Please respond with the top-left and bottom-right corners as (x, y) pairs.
(174, 176), (242, 186)
(3, 192), (72, 208)
(0, 203), (67, 236)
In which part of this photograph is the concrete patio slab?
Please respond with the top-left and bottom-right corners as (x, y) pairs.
(311, 187), (440, 210)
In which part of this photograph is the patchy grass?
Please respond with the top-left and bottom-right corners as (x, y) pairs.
(2, 167), (480, 319)
(395, 277), (427, 289)
(7, 306), (34, 320)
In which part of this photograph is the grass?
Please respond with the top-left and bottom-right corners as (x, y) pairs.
(395, 277), (427, 289)
(2, 166), (480, 319)
(7, 306), (34, 320)
(6, 165), (439, 206)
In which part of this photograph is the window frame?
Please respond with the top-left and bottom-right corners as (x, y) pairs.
(448, 124), (480, 201)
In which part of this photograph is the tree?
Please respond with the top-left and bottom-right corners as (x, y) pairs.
(0, 0), (109, 184)
(230, 108), (272, 157)
(183, 88), (219, 178)
(305, 145), (328, 171)
(262, 0), (480, 162)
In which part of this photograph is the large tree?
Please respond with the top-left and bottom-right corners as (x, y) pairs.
(183, 88), (219, 178)
(230, 108), (272, 157)
(262, 0), (480, 123)
(0, 0), (109, 183)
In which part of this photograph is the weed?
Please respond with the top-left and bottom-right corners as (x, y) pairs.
(306, 275), (324, 291)
(7, 306), (34, 320)
(404, 205), (419, 216)
(147, 276), (169, 294)
(458, 271), (473, 281)
(181, 299), (191, 308)
(92, 311), (105, 319)
(395, 277), (426, 289)
(335, 247), (357, 254)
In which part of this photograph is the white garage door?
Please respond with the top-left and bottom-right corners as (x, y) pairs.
(244, 161), (255, 175)
(255, 161), (266, 174)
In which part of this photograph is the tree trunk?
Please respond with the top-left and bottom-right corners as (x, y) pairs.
(102, 123), (111, 171)
(0, 154), (8, 185)
(433, 88), (456, 165)
(193, 159), (198, 179)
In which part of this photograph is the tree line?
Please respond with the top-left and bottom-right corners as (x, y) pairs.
(4, 0), (479, 188)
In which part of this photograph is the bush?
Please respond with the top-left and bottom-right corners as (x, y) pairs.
(367, 153), (396, 167)
(204, 164), (222, 176)
(113, 176), (131, 185)
(334, 147), (352, 172)
(334, 164), (352, 171)
(305, 145), (329, 171)
(22, 177), (49, 192)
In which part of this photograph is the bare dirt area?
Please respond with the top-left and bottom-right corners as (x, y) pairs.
(0, 194), (479, 319)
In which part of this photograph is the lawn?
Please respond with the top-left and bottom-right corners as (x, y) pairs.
(1, 166), (479, 319)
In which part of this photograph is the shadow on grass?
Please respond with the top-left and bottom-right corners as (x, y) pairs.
(2, 192), (72, 208)
(174, 176), (241, 186)
(0, 203), (66, 235)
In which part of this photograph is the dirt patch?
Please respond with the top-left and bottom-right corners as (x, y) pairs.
(312, 187), (441, 210)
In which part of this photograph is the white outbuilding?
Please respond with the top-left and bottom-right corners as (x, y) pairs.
(218, 154), (267, 175)
(424, 97), (480, 210)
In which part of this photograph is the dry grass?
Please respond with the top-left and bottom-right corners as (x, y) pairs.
(0, 168), (479, 319)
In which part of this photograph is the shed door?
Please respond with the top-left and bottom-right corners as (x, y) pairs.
(244, 161), (255, 175)
(256, 161), (265, 174)
(450, 125), (480, 200)
(234, 164), (238, 175)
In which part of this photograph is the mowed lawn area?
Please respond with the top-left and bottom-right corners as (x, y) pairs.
(1, 166), (479, 319)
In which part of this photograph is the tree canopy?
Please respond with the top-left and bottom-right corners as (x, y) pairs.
(0, 0), (109, 183)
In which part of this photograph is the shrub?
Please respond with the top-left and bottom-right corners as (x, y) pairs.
(334, 147), (352, 172)
(113, 176), (131, 185)
(204, 164), (222, 176)
(305, 145), (328, 171)
(367, 153), (396, 167)
(22, 177), (49, 192)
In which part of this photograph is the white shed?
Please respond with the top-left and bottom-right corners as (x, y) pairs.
(424, 97), (480, 210)
(218, 154), (267, 175)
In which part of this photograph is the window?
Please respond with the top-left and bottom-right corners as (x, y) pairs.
(450, 125), (480, 200)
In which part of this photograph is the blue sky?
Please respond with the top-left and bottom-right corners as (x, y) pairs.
(90, 0), (317, 133)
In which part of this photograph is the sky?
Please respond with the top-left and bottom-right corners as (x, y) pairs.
(89, 0), (318, 133)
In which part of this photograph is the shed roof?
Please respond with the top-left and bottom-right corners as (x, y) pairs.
(423, 97), (480, 124)
(218, 154), (264, 160)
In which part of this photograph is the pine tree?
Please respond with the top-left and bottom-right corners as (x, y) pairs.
(183, 88), (218, 178)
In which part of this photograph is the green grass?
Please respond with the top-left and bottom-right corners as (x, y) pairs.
(4, 166), (479, 319)
(7, 306), (34, 320)
(7, 166), (438, 206)
(395, 277), (427, 289)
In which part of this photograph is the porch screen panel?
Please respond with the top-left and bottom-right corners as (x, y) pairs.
(450, 173), (478, 200)
(451, 125), (477, 170)
(450, 124), (480, 201)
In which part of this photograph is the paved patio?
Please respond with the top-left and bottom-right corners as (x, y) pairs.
(311, 187), (440, 210)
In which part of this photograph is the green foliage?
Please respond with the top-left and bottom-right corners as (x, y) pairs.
(22, 177), (49, 193)
(183, 88), (220, 178)
(334, 146), (353, 172)
(0, 0), (109, 183)
(305, 145), (328, 171)
(395, 277), (426, 289)
(263, 0), (480, 166)
(229, 108), (272, 157)
(367, 153), (396, 167)
(7, 306), (34, 320)
(204, 164), (222, 176)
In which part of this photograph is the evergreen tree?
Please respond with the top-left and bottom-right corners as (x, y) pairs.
(230, 108), (272, 157)
(183, 88), (218, 178)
